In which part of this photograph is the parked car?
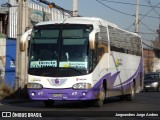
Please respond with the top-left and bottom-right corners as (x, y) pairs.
(143, 73), (160, 92)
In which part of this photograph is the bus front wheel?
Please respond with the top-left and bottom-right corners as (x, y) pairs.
(94, 87), (105, 107)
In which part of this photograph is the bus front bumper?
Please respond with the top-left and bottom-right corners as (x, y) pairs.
(28, 88), (99, 100)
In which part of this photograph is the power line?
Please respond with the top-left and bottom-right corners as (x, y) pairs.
(138, 32), (157, 35)
(96, 0), (135, 17)
(125, 22), (135, 30)
(142, 37), (154, 41)
(139, 2), (160, 20)
(142, 41), (155, 49)
(31, 0), (70, 18)
(96, 0), (160, 19)
(34, 0), (81, 17)
(129, 31), (157, 36)
(125, 2), (160, 30)
(145, 0), (160, 16)
(100, 0), (160, 8)
(142, 39), (158, 50)
(145, 0), (160, 26)
(139, 14), (160, 19)
(139, 20), (156, 33)
(31, 0), (41, 4)
(139, 33), (157, 38)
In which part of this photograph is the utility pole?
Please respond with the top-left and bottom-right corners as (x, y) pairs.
(15, 0), (23, 94)
(15, 0), (28, 96)
(73, 0), (78, 17)
(135, 0), (139, 33)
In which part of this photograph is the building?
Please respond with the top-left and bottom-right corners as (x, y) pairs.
(143, 39), (160, 73)
(143, 40), (154, 73)
(0, 7), (8, 38)
(0, 8), (8, 83)
(0, 0), (70, 87)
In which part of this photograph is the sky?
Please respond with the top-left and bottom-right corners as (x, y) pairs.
(0, 0), (160, 42)
(51, 0), (160, 42)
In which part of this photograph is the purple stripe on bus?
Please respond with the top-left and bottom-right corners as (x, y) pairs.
(113, 58), (143, 87)
(92, 58), (143, 90)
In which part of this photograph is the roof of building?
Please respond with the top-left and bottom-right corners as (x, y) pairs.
(0, 7), (8, 14)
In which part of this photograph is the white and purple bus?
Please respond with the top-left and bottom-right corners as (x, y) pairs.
(20, 17), (144, 107)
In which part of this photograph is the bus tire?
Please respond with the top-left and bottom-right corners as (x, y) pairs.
(126, 83), (135, 101)
(43, 100), (54, 107)
(94, 86), (105, 107)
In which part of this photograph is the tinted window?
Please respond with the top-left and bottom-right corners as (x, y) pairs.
(144, 74), (159, 80)
(108, 26), (142, 56)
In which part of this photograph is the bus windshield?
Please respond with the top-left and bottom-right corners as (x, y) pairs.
(28, 24), (93, 77)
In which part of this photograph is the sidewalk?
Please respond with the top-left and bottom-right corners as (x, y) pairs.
(0, 97), (31, 104)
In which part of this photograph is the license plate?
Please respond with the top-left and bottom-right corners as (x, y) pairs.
(53, 94), (62, 97)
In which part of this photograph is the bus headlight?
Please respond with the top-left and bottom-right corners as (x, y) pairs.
(27, 83), (43, 89)
(72, 83), (91, 89)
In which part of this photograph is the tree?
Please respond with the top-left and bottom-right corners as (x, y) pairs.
(152, 24), (160, 49)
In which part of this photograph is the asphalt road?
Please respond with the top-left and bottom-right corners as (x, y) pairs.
(0, 91), (160, 119)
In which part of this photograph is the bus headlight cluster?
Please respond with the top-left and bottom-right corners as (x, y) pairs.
(27, 83), (43, 89)
(72, 83), (91, 89)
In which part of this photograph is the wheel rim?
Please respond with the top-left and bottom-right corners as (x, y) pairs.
(95, 88), (105, 107)
(100, 88), (105, 101)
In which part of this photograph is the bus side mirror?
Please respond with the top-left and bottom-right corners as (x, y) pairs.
(20, 29), (32, 52)
(89, 30), (97, 50)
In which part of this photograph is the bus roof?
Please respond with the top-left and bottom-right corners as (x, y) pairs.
(35, 17), (139, 37)
(36, 17), (117, 27)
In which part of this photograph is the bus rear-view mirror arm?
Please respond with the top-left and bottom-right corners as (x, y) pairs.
(20, 29), (32, 52)
(89, 30), (98, 50)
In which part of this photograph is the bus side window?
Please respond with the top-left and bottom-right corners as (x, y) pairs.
(98, 47), (104, 61)
(90, 33), (98, 70)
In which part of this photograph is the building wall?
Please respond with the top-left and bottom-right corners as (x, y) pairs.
(143, 48), (154, 73)
(5, 39), (16, 87)
(153, 58), (160, 72)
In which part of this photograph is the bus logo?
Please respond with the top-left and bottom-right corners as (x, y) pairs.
(48, 78), (67, 86)
(55, 78), (60, 84)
